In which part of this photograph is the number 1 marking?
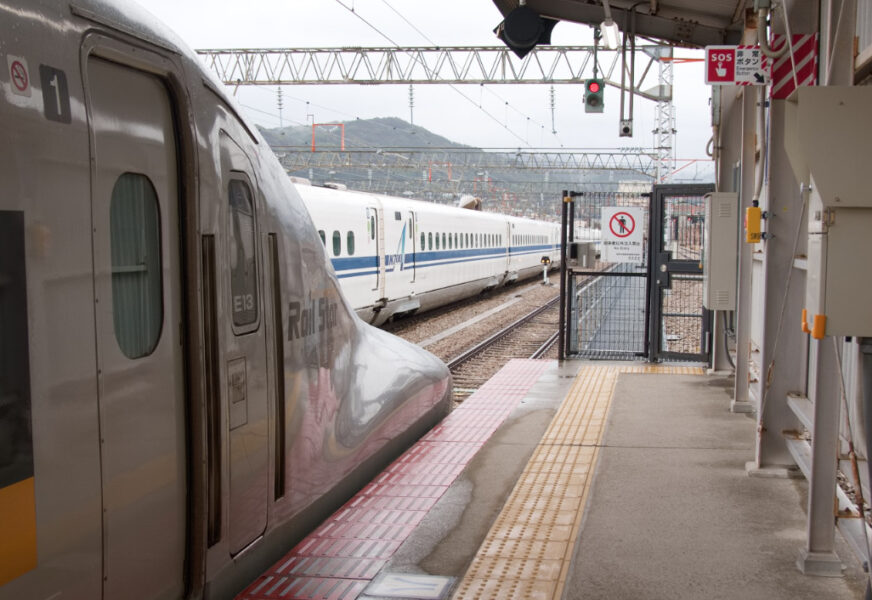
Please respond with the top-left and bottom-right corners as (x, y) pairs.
(49, 74), (61, 114)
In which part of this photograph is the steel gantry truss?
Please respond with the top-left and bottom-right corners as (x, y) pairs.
(276, 147), (660, 219)
(274, 148), (659, 175)
(196, 45), (672, 102)
(196, 44), (684, 191)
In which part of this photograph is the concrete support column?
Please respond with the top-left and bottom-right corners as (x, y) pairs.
(747, 100), (805, 473)
(711, 311), (732, 372)
(798, 337), (844, 575)
(747, 0), (817, 474)
(820, 0), (857, 86)
(732, 87), (757, 414)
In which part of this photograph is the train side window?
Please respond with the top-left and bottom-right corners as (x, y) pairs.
(332, 230), (341, 256)
(442, 232), (446, 249)
(466, 233), (470, 247)
(428, 232), (433, 250)
(369, 215), (376, 240)
(347, 231), (355, 256)
(448, 233), (452, 250)
(436, 233), (440, 250)
(110, 172), (163, 358)
(229, 178), (259, 329)
(318, 230), (326, 245)
(454, 233), (458, 248)
(420, 232), (425, 249)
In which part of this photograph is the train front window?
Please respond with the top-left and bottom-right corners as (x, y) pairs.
(229, 178), (259, 329)
(318, 230), (326, 245)
(0, 210), (34, 491)
(110, 172), (164, 357)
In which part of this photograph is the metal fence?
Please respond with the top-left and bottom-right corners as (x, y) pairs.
(569, 263), (648, 359)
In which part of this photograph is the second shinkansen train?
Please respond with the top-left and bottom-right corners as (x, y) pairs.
(297, 183), (563, 325)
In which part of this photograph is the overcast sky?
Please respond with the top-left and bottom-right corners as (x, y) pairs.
(138, 0), (712, 166)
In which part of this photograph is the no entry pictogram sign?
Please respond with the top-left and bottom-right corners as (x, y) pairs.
(602, 206), (644, 263)
(609, 211), (636, 238)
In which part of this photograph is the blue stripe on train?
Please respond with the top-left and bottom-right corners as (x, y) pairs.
(331, 244), (557, 279)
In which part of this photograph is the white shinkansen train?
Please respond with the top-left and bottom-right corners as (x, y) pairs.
(296, 183), (563, 325)
(0, 2), (451, 600)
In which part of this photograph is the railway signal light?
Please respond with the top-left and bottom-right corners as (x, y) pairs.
(584, 79), (604, 113)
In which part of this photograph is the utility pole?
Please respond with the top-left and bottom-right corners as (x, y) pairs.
(409, 84), (415, 125)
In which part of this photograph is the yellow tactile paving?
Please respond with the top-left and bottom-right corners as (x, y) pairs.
(452, 364), (704, 600)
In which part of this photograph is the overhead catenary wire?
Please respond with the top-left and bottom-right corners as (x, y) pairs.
(377, 0), (567, 147)
(333, 0), (532, 147)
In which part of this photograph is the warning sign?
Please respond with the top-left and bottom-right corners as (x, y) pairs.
(705, 45), (769, 86)
(602, 206), (644, 263)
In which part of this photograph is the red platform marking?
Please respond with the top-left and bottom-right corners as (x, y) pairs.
(236, 359), (551, 600)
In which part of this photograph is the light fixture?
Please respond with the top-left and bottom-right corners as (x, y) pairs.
(600, 0), (621, 50)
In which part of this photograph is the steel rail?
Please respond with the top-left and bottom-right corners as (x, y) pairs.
(530, 331), (560, 359)
(446, 295), (560, 370)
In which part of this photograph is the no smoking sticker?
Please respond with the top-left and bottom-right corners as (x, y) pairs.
(7, 55), (31, 97)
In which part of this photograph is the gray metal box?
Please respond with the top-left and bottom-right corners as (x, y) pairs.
(703, 192), (738, 310)
(569, 241), (597, 269)
(784, 87), (872, 336)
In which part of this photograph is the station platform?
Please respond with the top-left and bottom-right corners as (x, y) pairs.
(237, 359), (867, 600)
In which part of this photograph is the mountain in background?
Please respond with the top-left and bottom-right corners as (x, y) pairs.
(257, 117), (711, 220)
(258, 117), (470, 151)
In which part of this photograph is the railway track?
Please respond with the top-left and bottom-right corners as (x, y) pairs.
(447, 296), (560, 403)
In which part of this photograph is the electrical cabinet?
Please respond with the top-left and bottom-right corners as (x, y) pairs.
(785, 86), (872, 336)
(703, 192), (739, 310)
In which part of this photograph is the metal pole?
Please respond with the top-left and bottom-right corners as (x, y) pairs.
(558, 191), (569, 361)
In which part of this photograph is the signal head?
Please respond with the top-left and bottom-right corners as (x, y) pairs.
(584, 78), (604, 113)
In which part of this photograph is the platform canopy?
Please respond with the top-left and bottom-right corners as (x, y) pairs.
(491, 0), (749, 48)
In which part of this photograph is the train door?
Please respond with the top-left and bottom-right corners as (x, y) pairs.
(86, 57), (186, 600)
(217, 133), (270, 555)
(366, 206), (380, 291)
(407, 211), (417, 283)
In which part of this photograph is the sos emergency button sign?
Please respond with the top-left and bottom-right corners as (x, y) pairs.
(705, 45), (770, 85)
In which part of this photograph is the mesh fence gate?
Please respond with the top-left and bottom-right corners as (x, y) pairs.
(561, 191), (651, 360)
(558, 185), (713, 363)
(648, 184), (714, 362)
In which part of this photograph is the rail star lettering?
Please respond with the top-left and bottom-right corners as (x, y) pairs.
(288, 297), (339, 340)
